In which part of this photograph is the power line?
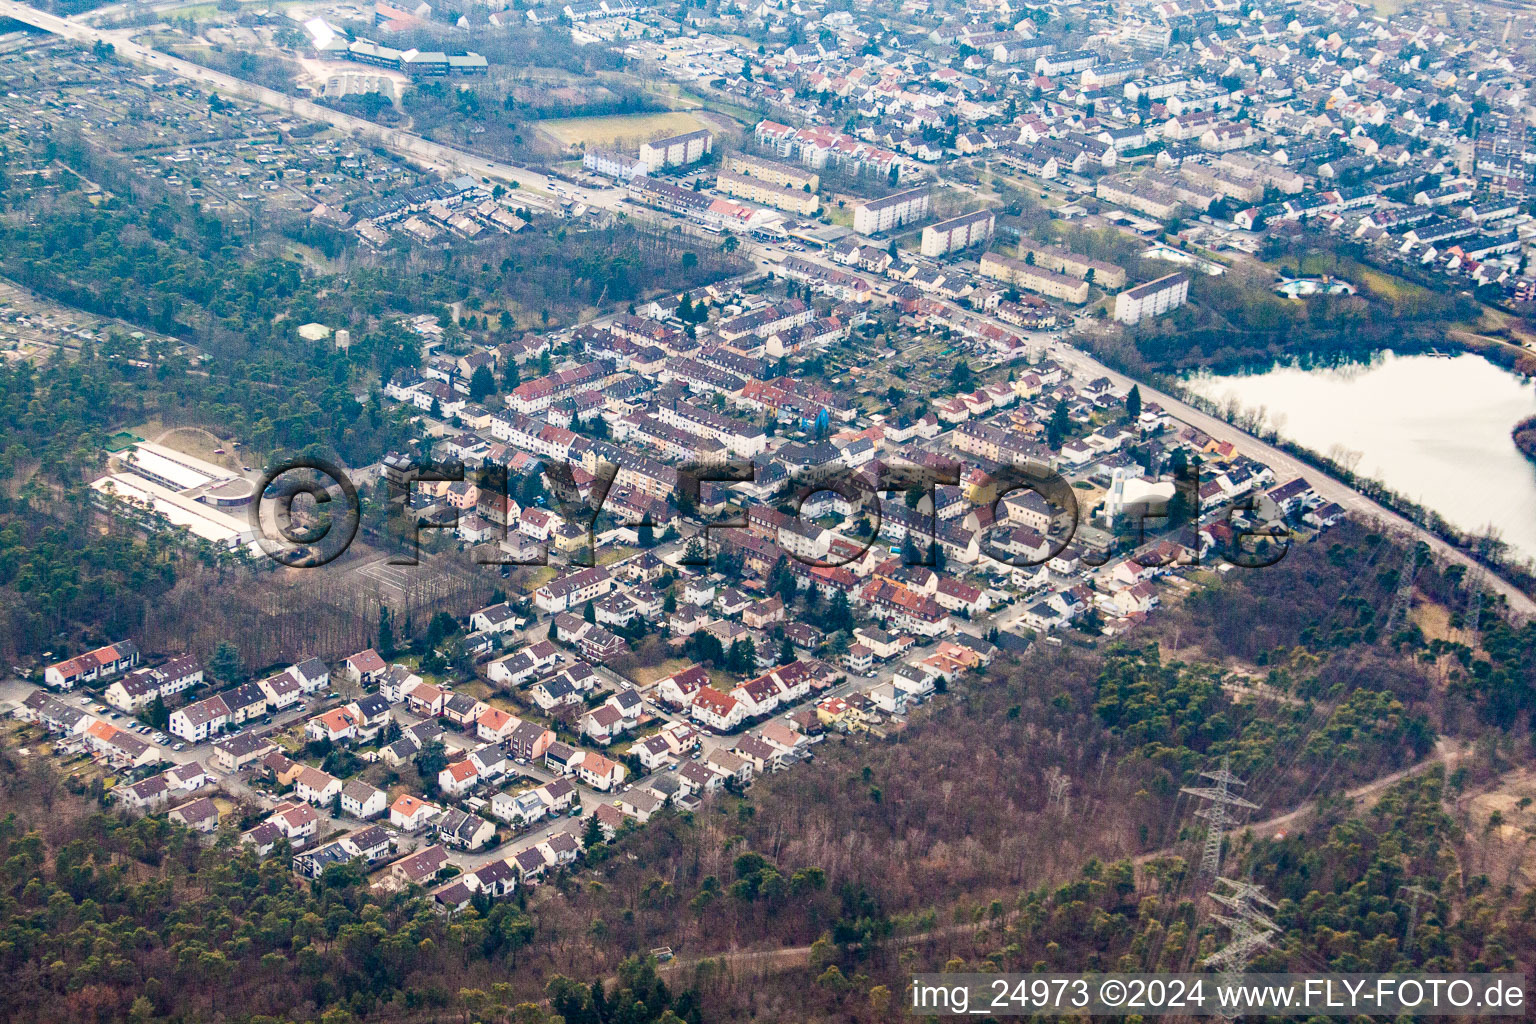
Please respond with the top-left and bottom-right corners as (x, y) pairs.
(1463, 571), (1484, 638)
(1204, 878), (1281, 1022)
(1181, 756), (1259, 881)
(1400, 883), (1434, 954)
(1381, 543), (1419, 640)
(1205, 878), (1279, 971)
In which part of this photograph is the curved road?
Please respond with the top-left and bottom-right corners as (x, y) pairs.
(5, 0), (1530, 616)
(1039, 338), (1536, 618)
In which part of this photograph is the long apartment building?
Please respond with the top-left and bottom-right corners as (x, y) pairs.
(1113, 273), (1190, 325)
(654, 398), (768, 457)
(920, 209), (996, 257)
(725, 152), (818, 192)
(505, 360), (615, 414)
(716, 170), (819, 215)
(582, 149), (645, 181)
(639, 129), (713, 170)
(716, 299), (813, 342)
(1014, 241), (1127, 289)
(853, 188), (930, 235)
(978, 253), (1091, 305)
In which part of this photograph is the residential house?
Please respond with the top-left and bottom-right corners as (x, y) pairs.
(169, 797), (221, 833)
(435, 808), (497, 851)
(294, 766), (343, 807)
(390, 794), (441, 832)
(578, 753), (626, 791)
(438, 758), (481, 798)
(342, 649), (388, 687)
(391, 845), (450, 887)
(341, 779), (387, 819)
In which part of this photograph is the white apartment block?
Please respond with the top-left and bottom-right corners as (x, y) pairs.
(853, 188), (930, 235)
(582, 149), (644, 180)
(639, 129), (712, 170)
(919, 209), (996, 257)
(1114, 273), (1190, 325)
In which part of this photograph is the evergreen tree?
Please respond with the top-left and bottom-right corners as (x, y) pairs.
(469, 363), (496, 401)
(581, 808), (603, 848)
(827, 591), (853, 632)
(1126, 384), (1142, 422)
(377, 606), (396, 658)
(208, 640), (243, 683)
(1047, 399), (1071, 449)
(727, 638), (756, 674)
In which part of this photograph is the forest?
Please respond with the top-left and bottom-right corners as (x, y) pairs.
(0, 119), (745, 663)
(2, 518), (1534, 1023)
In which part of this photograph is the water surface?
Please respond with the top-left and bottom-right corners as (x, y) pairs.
(1185, 352), (1536, 562)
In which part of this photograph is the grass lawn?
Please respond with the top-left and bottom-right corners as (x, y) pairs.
(105, 430), (145, 453)
(707, 668), (741, 690)
(1355, 267), (1430, 304)
(623, 658), (693, 686)
(824, 203), (854, 228)
(598, 545), (637, 566)
(523, 566), (559, 592)
(488, 694), (522, 715)
(539, 111), (709, 150)
(124, 419), (245, 473)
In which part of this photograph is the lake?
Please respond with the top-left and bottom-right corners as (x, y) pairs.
(1183, 352), (1536, 563)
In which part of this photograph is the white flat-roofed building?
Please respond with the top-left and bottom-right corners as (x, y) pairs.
(1114, 273), (1190, 324)
(853, 188), (929, 235)
(583, 149), (644, 180)
(920, 209), (995, 257)
(639, 129), (713, 170)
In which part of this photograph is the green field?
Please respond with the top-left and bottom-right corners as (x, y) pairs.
(104, 431), (144, 453)
(539, 111), (709, 150)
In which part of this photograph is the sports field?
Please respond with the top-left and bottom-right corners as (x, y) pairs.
(539, 110), (708, 149)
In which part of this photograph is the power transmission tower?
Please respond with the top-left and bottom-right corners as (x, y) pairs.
(1181, 756), (1259, 880)
(1463, 572), (1483, 637)
(1205, 879), (1281, 1021)
(1381, 544), (1419, 639)
(1044, 766), (1071, 815)
(1400, 884), (1433, 952)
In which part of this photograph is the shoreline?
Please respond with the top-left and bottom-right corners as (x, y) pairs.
(1515, 415), (1536, 467)
(1171, 384), (1536, 601)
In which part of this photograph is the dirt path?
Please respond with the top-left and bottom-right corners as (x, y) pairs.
(1132, 739), (1466, 867)
(644, 745), (1469, 984)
